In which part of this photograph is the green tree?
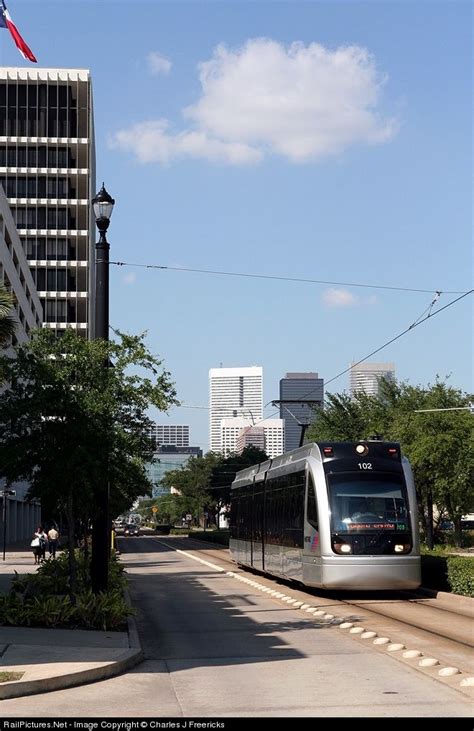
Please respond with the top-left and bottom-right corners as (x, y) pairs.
(160, 445), (270, 528)
(306, 390), (383, 442)
(161, 451), (222, 525)
(209, 445), (269, 511)
(0, 328), (178, 591)
(0, 282), (16, 347)
(307, 378), (473, 547)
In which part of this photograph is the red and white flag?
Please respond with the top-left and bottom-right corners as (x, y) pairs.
(0, 1), (37, 63)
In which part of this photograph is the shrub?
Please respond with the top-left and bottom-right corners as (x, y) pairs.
(446, 556), (474, 597)
(4, 553), (131, 630)
(192, 529), (229, 546)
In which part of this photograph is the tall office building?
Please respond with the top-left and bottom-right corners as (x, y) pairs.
(349, 362), (395, 397)
(145, 446), (202, 498)
(209, 366), (263, 452)
(0, 67), (96, 337)
(229, 418), (284, 459)
(279, 372), (324, 452)
(148, 424), (190, 448)
(0, 185), (43, 544)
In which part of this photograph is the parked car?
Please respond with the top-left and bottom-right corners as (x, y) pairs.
(439, 519), (454, 530)
(124, 523), (140, 536)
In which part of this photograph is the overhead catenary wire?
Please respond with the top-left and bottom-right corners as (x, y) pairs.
(108, 260), (472, 441)
(106, 259), (469, 295)
(173, 288), (474, 429)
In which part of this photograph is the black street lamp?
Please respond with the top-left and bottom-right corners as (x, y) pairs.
(92, 183), (115, 342)
(90, 183), (115, 593)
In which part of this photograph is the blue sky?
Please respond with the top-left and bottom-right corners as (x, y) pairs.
(1, 1), (472, 451)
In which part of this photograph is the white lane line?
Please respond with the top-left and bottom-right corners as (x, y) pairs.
(158, 540), (227, 573)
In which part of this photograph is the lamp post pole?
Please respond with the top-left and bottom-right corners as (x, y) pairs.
(90, 183), (115, 593)
(2, 488), (16, 561)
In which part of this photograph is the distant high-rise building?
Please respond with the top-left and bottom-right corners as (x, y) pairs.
(349, 362), (395, 397)
(222, 417), (284, 459)
(145, 445), (202, 498)
(0, 67), (96, 337)
(148, 424), (190, 448)
(209, 366), (263, 452)
(279, 372), (324, 452)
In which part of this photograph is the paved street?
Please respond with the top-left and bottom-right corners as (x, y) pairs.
(0, 535), (472, 717)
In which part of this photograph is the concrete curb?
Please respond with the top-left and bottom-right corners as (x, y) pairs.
(416, 587), (474, 610)
(0, 584), (144, 700)
(0, 646), (143, 700)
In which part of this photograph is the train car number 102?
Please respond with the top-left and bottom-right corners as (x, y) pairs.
(357, 462), (373, 470)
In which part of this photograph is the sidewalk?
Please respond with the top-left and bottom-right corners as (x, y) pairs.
(0, 548), (143, 700)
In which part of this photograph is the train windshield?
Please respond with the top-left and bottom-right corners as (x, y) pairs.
(327, 472), (410, 535)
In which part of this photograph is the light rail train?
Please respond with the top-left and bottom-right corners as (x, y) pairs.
(229, 441), (421, 590)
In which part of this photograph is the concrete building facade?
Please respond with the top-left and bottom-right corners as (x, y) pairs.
(148, 424), (190, 449)
(0, 66), (96, 337)
(209, 366), (263, 452)
(349, 362), (395, 397)
(279, 372), (324, 452)
(231, 418), (285, 459)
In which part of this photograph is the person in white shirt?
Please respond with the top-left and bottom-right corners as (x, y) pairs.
(47, 526), (59, 558)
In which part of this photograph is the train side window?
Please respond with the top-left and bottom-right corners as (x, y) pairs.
(307, 473), (318, 529)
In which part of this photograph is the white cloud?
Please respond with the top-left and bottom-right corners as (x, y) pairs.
(112, 38), (397, 166)
(111, 120), (261, 165)
(123, 272), (137, 285)
(322, 288), (358, 307)
(147, 52), (172, 76)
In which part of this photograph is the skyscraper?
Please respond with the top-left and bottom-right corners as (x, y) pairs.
(0, 67), (96, 337)
(148, 423), (190, 449)
(232, 418), (284, 459)
(349, 362), (395, 397)
(279, 372), (324, 452)
(209, 366), (263, 452)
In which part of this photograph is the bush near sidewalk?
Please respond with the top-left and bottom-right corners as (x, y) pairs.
(192, 529), (230, 546)
(419, 550), (474, 597)
(1, 551), (134, 630)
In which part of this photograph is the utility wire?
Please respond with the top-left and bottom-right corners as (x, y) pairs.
(322, 289), (472, 390)
(107, 260), (468, 295)
(174, 289), (473, 421)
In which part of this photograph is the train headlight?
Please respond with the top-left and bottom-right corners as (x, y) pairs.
(394, 544), (410, 553)
(355, 444), (368, 456)
(334, 542), (352, 554)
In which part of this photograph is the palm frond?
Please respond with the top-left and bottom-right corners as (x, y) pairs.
(0, 283), (17, 345)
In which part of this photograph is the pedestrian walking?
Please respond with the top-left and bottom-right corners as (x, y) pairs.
(34, 526), (48, 562)
(47, 526), (59, 558)
(30, 531), (41, 565)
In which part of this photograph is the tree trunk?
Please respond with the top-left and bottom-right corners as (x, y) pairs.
(66, 492), (77, 601)
(453, 517), (463, 548)
(422, 488), (434, 550)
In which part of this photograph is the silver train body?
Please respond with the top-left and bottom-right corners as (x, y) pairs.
(229, 441), (421, 590)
